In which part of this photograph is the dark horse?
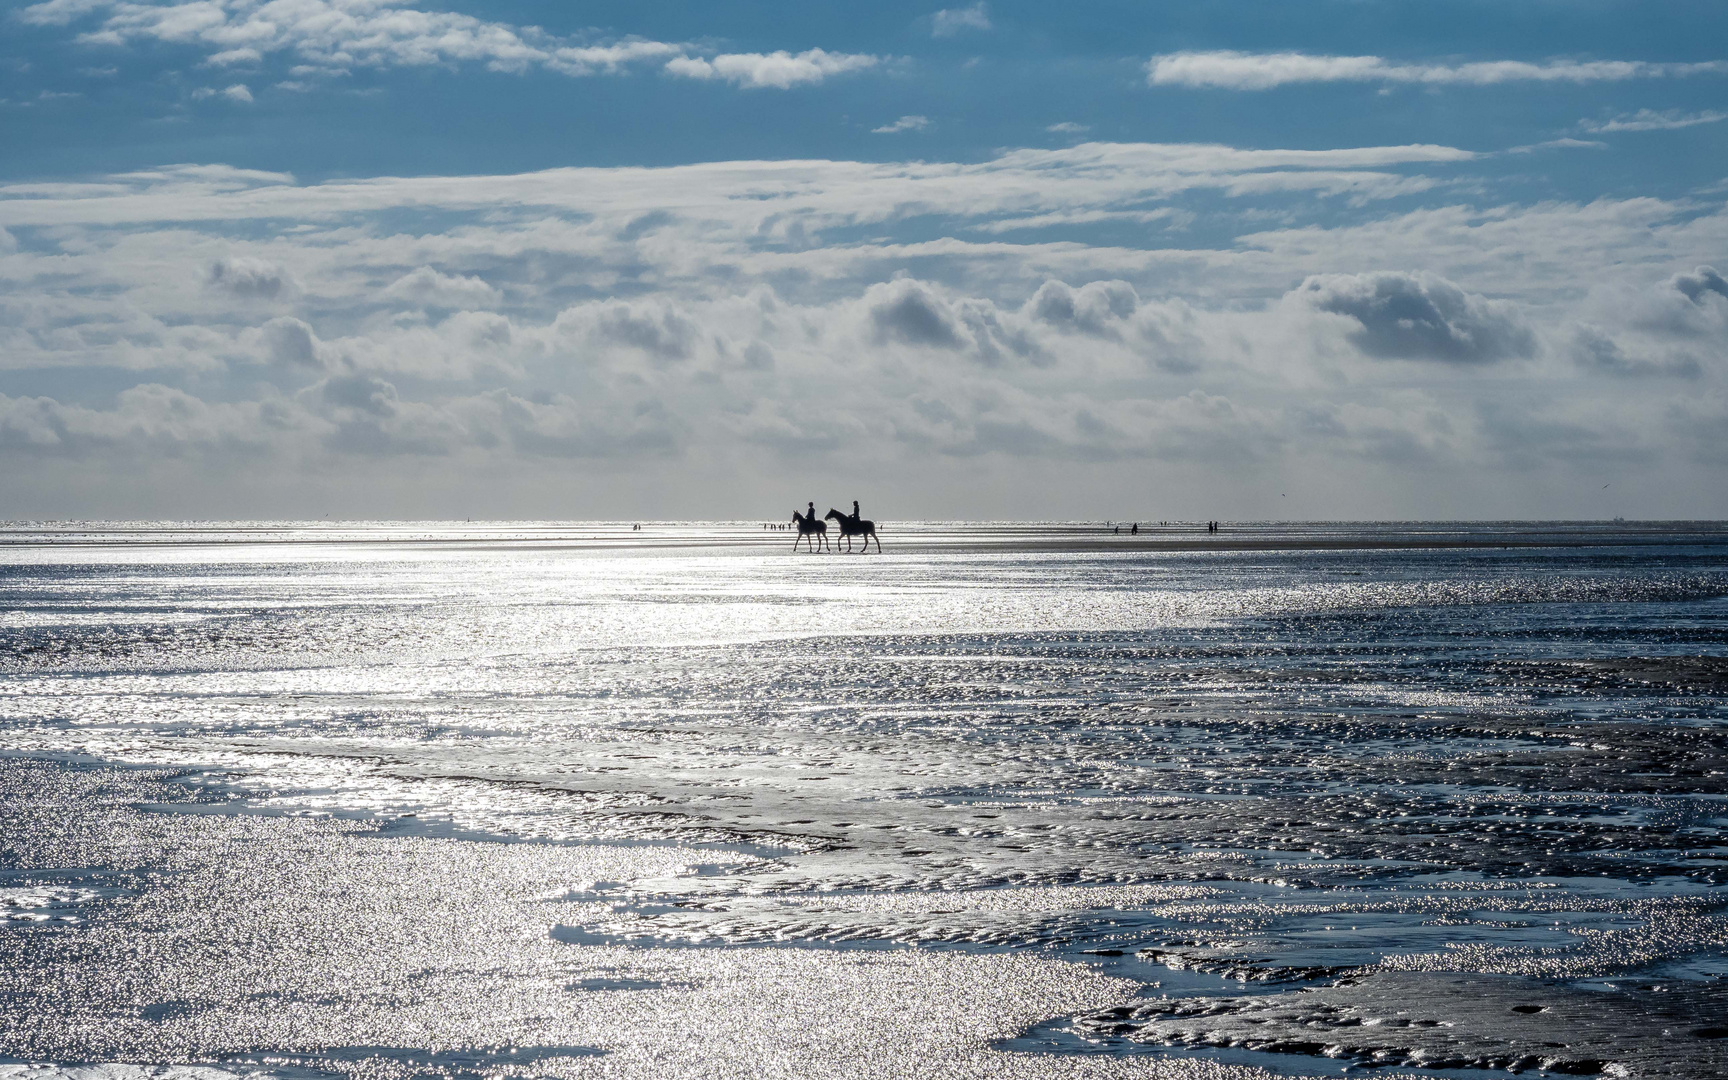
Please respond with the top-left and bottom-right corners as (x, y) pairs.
(825, 508), (881, 553)
(791, 509), (829, 552)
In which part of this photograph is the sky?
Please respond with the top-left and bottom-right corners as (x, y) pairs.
(1, 0), (1725, 520)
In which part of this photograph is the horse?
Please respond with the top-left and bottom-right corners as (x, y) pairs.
(791, 510), (829, 552)
(825, 509), (881, 553)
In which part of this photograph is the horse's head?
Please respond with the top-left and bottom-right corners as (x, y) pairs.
(824, 508), (844, 521)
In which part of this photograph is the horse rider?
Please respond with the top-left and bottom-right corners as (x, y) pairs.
(852, 500), (861, 524)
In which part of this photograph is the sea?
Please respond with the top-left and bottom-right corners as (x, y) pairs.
(1, 520), (1725, 1080)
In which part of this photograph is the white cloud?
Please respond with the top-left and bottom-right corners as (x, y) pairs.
(547, 40), (684, 77)
(22, 0), (867, 90)
(0, 142), (1477, 232)
(192, 83), (253, 103)
(13, 0), (110, 26)
(381, 266), (501, 308)
(1581, 108), (1728, 133)
(1046, 122), (1089, 134)
(1505, 137), (1607, 154)
(663, 48), (878, 89)
(931, 2), (991, 37)
(873, 115), (930, 134)
(1147, 50), (1728, 90)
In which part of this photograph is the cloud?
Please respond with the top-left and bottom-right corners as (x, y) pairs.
(23, 0), (865, 90)
(208, 256), (292, 298)
(0, 384), (285, 454)
(861, 278), (1040, 365)
(1570, 324), (1701, 378)
(553, 299), (701, 363)
(1294, 271), (1536, 363)
(931, 2), (991, 37)
(256, 316), (332, 368)
(663, 48), (878, 89)
(1581, 109), (1728, 133)
(12, 0), (109, 26)
(866, 278), (970, 349)
(1026, 279), (1138, 335)
(0, 142), (1477, 233)
(381, 266), (501, 308)
(1616, 265), (1728, 339)
(1672, 265), (1728, 304)
(873, 115), (930, 134)
(191, 83), (253, 103)
(1046, 122), (1090, 134)
(3, 142), (1727, 515)
(1146, 50), (1728, 90)
(546, 40), (684, 77)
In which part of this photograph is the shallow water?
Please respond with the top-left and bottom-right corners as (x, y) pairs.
(2, 522), (1725, 1079)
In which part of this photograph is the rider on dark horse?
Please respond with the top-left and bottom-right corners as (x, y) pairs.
(825, 501), (880, 553)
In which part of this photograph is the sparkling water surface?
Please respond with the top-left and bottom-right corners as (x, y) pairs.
(2, 521), (1726, 1080)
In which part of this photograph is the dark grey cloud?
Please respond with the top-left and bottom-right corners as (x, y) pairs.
(868, 279), (968, 349)
(209, 256), (291, 298)
(1027, 279), (1138, 336)
(865, 279), (1042, 364)
(585, 300), (699, 362)
(1672, 265), (1728, 305)
(1571, 325), (1701, 378)
(1297, 270), (1535, 363)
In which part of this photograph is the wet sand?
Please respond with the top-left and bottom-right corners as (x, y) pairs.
(2, 522), (1725, 1079)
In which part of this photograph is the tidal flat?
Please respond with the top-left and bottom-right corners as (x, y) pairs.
(1, 521), (1725, 1080)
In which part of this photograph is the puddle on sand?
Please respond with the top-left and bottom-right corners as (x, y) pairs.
(1067, 971), (1727, 1077)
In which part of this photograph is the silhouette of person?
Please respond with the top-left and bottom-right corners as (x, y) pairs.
(852, 500), (861, 523)
(807, 501), (815, 522)
(1131, 522), (1138, 535)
